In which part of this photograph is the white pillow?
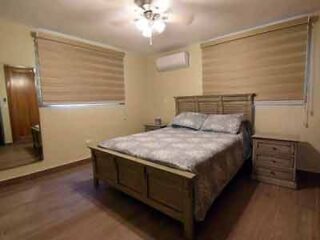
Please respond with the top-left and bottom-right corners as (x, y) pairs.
(201, 114), (244, 134)
(171, 112), (208, 130)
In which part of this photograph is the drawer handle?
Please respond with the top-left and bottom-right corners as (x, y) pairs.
(272, 147), (277, 151)
(270, 171), (275, 175)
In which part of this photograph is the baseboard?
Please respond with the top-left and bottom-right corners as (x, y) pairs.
(297, 170), (320, 178)
(297, 167), (320, 174)
(297, 170), (320, 177)
(297, 170), (320, 189)
(0, 158), (91, 188)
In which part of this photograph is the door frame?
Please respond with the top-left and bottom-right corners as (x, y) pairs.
(0, 106), (5, 145)
(4, 65), (39, 143)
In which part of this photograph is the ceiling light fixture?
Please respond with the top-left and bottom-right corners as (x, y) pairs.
(134, 0), (168, 45)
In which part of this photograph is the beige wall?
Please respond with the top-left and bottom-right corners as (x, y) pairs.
(0, 20), (148, 181)
(144, 21), (320, 172)
(144, 44), (203, 123)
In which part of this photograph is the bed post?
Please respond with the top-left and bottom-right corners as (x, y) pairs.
(91, 149), (99, 188)
(183, 178), (195, 239)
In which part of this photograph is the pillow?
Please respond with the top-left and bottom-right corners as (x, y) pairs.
(201, 113), (244, 134)
(171, 112), (208, 130)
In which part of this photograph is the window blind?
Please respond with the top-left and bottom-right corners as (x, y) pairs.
(33, 32), (125, 105)
(201, 17), (313, 101)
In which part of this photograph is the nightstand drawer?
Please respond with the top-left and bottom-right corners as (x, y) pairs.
(255, 155), (293, 169)
(254, 167), (293, 181)
(256, 140), (294, 158)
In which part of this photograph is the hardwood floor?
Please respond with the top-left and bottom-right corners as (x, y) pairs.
(0, 164), (319, 240)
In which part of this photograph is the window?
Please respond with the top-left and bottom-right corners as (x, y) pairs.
(33, 32), (125, 105)
(201, 17), (314, 101)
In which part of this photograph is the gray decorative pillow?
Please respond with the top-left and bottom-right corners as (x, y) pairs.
(171, 112), (208, 130)
(201, 114), (244, 134)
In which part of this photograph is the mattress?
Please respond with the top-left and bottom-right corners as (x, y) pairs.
(99, 127), (245, 221)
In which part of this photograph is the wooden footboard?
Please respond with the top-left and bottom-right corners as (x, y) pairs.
(89, 145), (196, 239)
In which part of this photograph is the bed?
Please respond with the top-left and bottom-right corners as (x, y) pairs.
(89, 94), (255, 239)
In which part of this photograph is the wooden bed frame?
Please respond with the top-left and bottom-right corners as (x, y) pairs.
(89, 94), (255, 239)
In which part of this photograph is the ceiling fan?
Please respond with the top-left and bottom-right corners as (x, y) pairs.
(134, 0), (167, 41)
(132, 0), (194, 45)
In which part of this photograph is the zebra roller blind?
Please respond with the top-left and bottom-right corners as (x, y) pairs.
(33, 32), (125, 105)
(201, 17), (313, 101)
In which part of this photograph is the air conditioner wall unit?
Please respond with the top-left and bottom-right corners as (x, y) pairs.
(156, 51), (189, 72)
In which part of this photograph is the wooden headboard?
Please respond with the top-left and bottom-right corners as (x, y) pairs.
(175, 94), (255, 126)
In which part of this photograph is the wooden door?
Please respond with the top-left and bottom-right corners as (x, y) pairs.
(4, 66), (40, 143)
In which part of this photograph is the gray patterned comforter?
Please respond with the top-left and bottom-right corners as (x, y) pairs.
(99, 127), (244, 221)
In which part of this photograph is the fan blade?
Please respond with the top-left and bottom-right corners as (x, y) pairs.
(101, 0), (133, 8)
(110, 18), (132, 26)
(176, 0), (231, 9)
(168, 12), (194, 25)
(152, 0), (171, 13)
(63, 0), (129, 11)
(105, 4), (137, 26)
(177, 0), (211, 4)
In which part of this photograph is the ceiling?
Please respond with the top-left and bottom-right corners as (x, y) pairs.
(0, 0), (319, 53)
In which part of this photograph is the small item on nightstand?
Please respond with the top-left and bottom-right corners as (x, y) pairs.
(251, 133), (299, 189)
(155, 117), (162, 126)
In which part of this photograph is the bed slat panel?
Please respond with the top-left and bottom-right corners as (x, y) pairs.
(175, 94), (255, 126)
(118, 159), (146, 194)
(94, 151), (117, 183)
(147, 168), (185, 212)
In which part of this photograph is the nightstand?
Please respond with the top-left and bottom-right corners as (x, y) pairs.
(252, 134), (299, 189)
(144, 123), (167, 132)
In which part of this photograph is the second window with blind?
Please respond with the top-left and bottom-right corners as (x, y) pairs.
(201, 17), (313, 101)
(33, 32), (125, 105)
